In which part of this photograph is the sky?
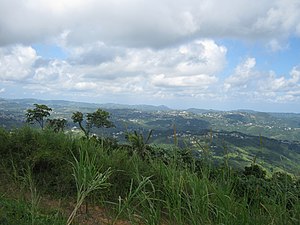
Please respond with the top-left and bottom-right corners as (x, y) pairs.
(1, 0), (300, 112)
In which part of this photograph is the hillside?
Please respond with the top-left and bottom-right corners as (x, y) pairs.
(1, 98), (300, 174)
(1, 127), (300, 224)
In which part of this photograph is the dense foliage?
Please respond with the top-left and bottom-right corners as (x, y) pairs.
(0, 126), (300, 224)
(25, 104), (52, 129)
(72, 108), (114, 138)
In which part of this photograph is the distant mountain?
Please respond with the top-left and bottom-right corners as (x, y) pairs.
(7, 98), (101, 109)
(100, 103), (170, 111)
(186, 108), (221, 114)
(3, 98), (171, 112)
(230, 109), (258, 113)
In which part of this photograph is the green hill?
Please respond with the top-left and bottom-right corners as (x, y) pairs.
(1, 98), (300, 174)
(1, 127), (300, 224)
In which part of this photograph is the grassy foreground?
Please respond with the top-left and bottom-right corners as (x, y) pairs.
(0, 126), (300, 224)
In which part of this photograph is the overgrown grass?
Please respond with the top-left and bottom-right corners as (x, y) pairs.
(0, 195), (66, 225)
(0, 126), (300, 224)
(67, 145), (111, 225)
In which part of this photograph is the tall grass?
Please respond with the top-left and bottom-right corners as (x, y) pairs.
(67, 143), (111, 225)
(0, 127), (300, 224)
(0, 161), (66, 225)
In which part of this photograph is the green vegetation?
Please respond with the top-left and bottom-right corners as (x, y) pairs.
(67, 146), (111, 225)
(47, 118), (67, 133)
(72, 109), (114, 138)
(0, 196), (66, 225)
(25, 104), (52, 129)
(1, 125), (300, 224)
(1, 101), (300, 224)
(125, 129), (153, 160)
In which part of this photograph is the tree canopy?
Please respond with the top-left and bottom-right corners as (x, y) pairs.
(72, 109), (114, 138)
(25, 104), (52, 129)
(47, 118), (67, 132)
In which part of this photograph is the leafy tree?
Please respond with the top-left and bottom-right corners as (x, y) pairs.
(72, 109), (114, 138)
(47, 118), (67, 132)
(25, 104), (52, 129)
(72, 111), (86, 134)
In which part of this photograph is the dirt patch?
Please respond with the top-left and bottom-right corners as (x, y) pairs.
(41, 196), (138, 225)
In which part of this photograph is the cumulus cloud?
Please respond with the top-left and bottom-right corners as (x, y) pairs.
(0, 39), (226, 99)
(1, 0), (300, 48)
(1, 1), (300, 110)
(224, 58), (300, 103)
(253, 0), (300, 37)
(1, 40), (298, 105)
(224, 58), (258, 91)
(259, 67), (300, 94)
(0, 45), (38, 81)
(151, 74), (218, 88)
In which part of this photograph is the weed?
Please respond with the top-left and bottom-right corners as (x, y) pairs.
(67, 144), (111, 225)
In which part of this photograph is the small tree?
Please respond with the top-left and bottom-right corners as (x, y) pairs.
(72, 109), (114, 138)
(47, 118), (67, 132)
(26, 104), (52, 129)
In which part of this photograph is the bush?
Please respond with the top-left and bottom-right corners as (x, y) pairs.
(0, 127), (77, 195)
(243, 164), (266, 179)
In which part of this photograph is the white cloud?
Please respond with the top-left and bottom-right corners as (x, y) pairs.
(0, 39), (225, 99)
(259, 67), (300, 93)
(253, 0), (300, 38)
(1, 0), (300, 48)
(224, 58), (300, 103)
(224, 58), (258, 91)
(0, 0), (299, 110)
(151, 74), (218, 88)
(0, 88), (5, 93)
(0, 45), (38, 81)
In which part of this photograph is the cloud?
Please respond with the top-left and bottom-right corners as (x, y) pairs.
(0, 0), (299, 110)
(224, 58), (258, 91)
(68, 42), (126, 65)
(0, 88), (5, 93)
(151, 74), (218, 88)
(0, 45), (38, 81)
(0, 39), (226, 100)
(33, 59), (70, 83)
(224, 58), (300, 103)
(266, 39), (289, 52)
(1, 0), (300, 48)
(259, 67), (300, 94)
(3, 40), (299, 105)
(252, 0), (300, 37)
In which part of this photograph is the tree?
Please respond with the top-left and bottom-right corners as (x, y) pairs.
(72, 111), (86, 134)
(26, 104), (52, 129)
(47, 118), (67, 132)
(72, 109), (114, 138)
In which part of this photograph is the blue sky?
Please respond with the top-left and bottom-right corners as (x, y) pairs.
(1, 0), (300, 112)
(33, 44), (67, 60)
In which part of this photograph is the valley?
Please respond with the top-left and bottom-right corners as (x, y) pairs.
(1, 97), (300, 174)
